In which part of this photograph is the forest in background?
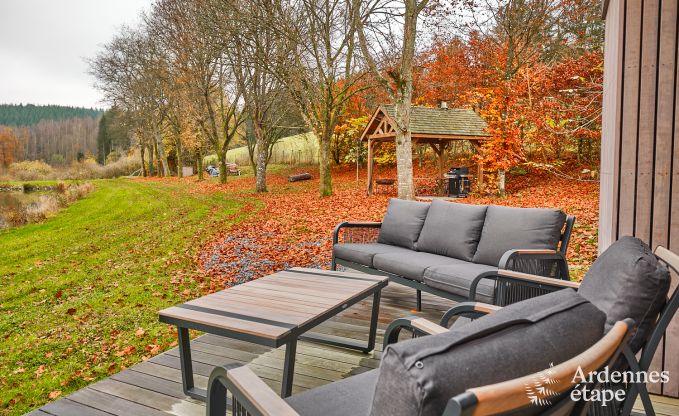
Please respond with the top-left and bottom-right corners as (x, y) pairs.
(0, 104), (105, 167)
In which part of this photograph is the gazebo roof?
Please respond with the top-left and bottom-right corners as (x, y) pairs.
(361, 105), (490, 141)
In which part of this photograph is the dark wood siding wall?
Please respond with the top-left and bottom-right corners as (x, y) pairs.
(600, 0), (679, 397)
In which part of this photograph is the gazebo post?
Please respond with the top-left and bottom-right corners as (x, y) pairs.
(367, 138), (374, 195)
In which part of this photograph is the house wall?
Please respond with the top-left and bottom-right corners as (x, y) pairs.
(600, 0), (679, 397)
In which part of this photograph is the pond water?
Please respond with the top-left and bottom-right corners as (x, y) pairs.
(0, 190), (49, 229)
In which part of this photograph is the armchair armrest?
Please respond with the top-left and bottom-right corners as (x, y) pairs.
(207, 364), (299, 416)
(383, 316), (448, 348)
(498, 248), (570, 280)
(440, 302), (503, 328)
(332, 221), (382, 245)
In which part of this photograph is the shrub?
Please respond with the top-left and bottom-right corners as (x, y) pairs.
(8, 161), (55, 181)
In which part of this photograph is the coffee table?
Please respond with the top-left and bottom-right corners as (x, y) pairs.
(158, 267), (388, 400)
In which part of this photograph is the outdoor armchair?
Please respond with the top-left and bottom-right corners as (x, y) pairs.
(426, 240), (679, 416)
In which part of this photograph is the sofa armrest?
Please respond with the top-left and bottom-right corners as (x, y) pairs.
(207, 364), (299, 416)
(468, 268), (580, 307)
(439, 302), (503, 328)
(498, 248), (570, 280)
(332, 221), (382, 245)
(383, 316), (448, 348)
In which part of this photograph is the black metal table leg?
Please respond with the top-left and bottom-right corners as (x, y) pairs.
(366, 290), (382, 352)
(178, 326), (207, 401)
(281, 339), (298, 398)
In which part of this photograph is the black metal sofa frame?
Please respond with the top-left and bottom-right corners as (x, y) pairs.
(331, 215), (575, 310)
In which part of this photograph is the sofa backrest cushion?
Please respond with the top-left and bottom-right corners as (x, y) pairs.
(578, 236), (670, 353)
(377, 198), (430, 250)
(417, 200), (488, 261)
(369, 289), (606, 416)
(472, 205), (566, 266)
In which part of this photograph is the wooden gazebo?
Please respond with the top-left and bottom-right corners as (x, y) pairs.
(360, 104), (490, 195)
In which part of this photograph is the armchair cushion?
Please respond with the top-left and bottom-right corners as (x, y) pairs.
(377, 199), (430, 250)
(370, 289), (606, 416)
(472, 205), (566, 267)
(285, 369), (378, 416)
(578, 236), (670, 352)
(333, 243), (412, 268)
(373, 252), (464, 282)
(423, 263), (497, 303)
(416, 200), (488, 261)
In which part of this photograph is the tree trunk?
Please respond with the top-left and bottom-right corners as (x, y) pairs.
(393, 0), (417, 200)
(319, 129), (332, 197)
(155, 130), (170, 177)
(176, 135), (183, 178)
(140, 145), (147, 177)
(148, 143), (155, 176)
(218, 147), (228, 184)
(255, 124), (267, 192)
(197, 149), (204, 180)
(498, 169), (506, 197)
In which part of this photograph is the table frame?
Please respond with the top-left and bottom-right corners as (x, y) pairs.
(159, 269), (387, 400)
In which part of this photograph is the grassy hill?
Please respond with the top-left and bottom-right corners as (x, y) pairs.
(208, 132), (319, 166)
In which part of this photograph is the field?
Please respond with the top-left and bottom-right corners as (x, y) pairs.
(0, 179), (247, 415)
(208, 132), (320, 166)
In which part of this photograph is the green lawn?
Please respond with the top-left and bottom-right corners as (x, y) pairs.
(0, 178), (249, 415)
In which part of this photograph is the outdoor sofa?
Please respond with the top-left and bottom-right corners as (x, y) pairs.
(331, 198), (575, 310)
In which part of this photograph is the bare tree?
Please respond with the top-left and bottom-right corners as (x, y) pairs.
(89, 26), (171, 176)
(354, 0), (433, 200)
(149, 0), (244, 184)
(262, 0), (365, 197)
(204, 0), (297, 192)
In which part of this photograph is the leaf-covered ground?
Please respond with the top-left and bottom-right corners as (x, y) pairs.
(0, 179), (245, 415)
(188, 164), (599, 288)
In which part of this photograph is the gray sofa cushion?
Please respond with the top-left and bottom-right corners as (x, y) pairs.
(417, 200), (488, 261)
(377, 198), (430, 249)
(579, 236), (670, 353)
(423, 262), (498, 303)
(333, 243), (412, 268)
(373, 252), (464, 282)
(472, 205), (566, 266)
(370, 289), (606, 416)
(286, 369), (378, 416)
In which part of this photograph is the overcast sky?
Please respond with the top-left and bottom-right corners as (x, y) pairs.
(0, 0), (151, 109)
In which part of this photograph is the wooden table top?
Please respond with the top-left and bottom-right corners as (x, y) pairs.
(159, 268), (388, 344)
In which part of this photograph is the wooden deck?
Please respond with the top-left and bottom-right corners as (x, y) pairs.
(27, 284), (679, 416)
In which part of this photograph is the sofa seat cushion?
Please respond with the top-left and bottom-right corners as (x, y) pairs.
(423, 263), (498, 303)
(333, 243), (411, 268)
(286, 369), (378, 416)
(579, 236), (670, 353)
(377, 198), (430, 250)
(472, 205), (567, 267)
(369, 289), (606, 416)
(417, 200), (488, 261)
(373, 252), (464, 282)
